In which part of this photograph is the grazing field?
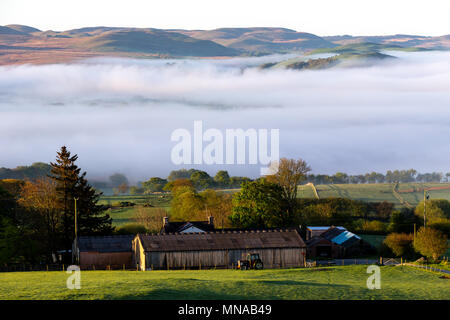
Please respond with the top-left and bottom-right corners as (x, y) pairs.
(297, 183), (450, 207)
(0, 265), (449, 300)
(99, 194), (171, 227)
(102, 183), (450, 226)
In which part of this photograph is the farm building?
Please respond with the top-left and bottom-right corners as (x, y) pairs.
(74, 235), (134, 269)
(160, 216), (215, 234)
(306, 226), (373, 258)
(133, 228), (306, 270)
(305, 226), (345, 240)
(306, 236), (342, 258)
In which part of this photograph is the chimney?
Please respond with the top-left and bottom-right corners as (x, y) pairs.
(208, 216), (214, 225)
(163, 216), (169, 226)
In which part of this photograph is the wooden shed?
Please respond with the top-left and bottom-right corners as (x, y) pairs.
(133, 228), (306, 270)
(74, 235), (134, 269)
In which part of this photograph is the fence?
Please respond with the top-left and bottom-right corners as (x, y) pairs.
(0, 264), (67, 272)
(0, 263), (135, 272)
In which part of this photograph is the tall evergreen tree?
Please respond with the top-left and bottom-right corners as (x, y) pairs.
(49, 146), (113, 255)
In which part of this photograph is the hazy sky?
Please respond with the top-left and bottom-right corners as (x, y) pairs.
(1, 0), (449, 36)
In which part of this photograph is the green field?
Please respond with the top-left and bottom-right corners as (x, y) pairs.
(102, 183), (450, 227)
(99, 194), (171, 227)
(297, 182), (450, 207)
(0, 265), (448, 300)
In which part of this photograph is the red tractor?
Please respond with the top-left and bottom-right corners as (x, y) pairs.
(237, 253), (264, 270)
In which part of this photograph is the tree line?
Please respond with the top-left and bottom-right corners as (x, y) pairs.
(307, 170), (448, 185)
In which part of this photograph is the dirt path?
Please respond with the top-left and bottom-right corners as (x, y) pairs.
(306, 182), (320, 199)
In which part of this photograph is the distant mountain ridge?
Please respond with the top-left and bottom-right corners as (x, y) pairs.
(0, 24), (448, 65)
(170, 27), (336, 53)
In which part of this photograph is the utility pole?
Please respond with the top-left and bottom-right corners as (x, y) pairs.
(423, 190), (429, 228)
(74, 197), (79, 264)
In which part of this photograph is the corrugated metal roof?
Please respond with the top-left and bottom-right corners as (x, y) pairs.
(78, 235), (134, 253)
(161, 221), (215, 234)
(138, 228), (306, 252)
(307, 226), (345, 230)
(331, 231), (360, 245)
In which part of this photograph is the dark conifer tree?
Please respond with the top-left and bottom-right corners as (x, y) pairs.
(49, 146), (113, 256)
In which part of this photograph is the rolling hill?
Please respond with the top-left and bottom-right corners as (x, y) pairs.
(324, 34), (450, 50)
(78, 29), (239, 56)
(0, 25), (239, 64)
(172, 27), (337, 54)
(0, 25), (449, 65)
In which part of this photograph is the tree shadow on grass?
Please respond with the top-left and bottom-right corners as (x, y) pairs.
(258, 280), (350, 288)
(115, 288), (263, 300)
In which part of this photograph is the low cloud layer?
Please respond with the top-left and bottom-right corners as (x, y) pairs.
(1, 51), (450, 181)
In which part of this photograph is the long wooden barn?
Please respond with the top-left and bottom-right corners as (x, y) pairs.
(132, 228), (306, 270)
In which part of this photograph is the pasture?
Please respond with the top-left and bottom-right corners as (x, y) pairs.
(0, 265), (448, 300)
(102, 183), (450, 226)
(297, 182), (450, 207)
(99, 194), (171, 227)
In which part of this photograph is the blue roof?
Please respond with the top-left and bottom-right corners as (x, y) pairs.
(308, 226), (345, 231)
(331, 231), (360, 245)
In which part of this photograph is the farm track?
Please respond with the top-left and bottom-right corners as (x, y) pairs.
(306, 182), (320, 199)
(392, 183), (414, 209)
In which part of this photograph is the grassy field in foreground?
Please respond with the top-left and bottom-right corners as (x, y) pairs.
(0, 265), (449, 300)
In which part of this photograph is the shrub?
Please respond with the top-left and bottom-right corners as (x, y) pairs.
(384, 233), (414, 257)
(414, 227), (448, 261)
(352, 219), (388, 234)
(429, 220), (450, 236)
(115, 223), (147, 235)
(112, 201), (135, 208)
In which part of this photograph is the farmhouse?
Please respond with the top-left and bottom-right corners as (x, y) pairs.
(74, 235), (134, 269)
(133, 228), (306, 270)
(160, 216), (215, 234)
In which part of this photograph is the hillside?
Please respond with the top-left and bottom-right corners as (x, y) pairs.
(324, 34), (450, 50)
(0, 25), (238, 65)
(308, 42), (428, 55)
(0, 25), (449, 65)
(297, 182), (450, 207)
(78, 29), (238, 57)
(261, 49), (395, 71)
(172, 27), (337, 54)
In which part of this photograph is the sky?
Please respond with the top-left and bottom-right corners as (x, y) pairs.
(1, 51), (450, 181)
(0, 0), (449, 36)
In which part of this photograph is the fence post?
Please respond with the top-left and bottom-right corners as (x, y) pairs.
(46, 265), (48, 272)
(62, 264), (64, 271)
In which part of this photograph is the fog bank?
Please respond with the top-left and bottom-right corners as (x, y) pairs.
(1, 52), (450, 181)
